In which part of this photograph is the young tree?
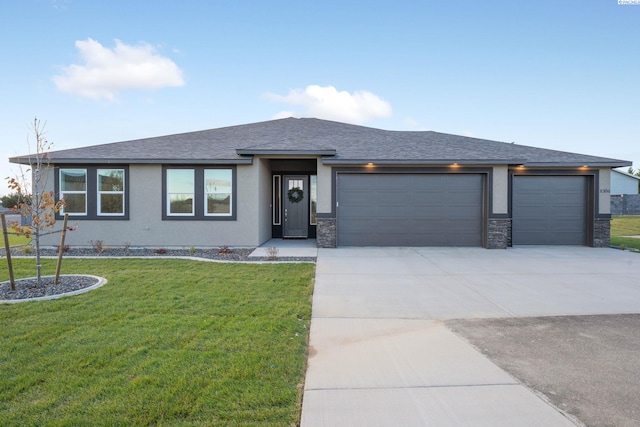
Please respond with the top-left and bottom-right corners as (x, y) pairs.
(6, 118), (67, 285)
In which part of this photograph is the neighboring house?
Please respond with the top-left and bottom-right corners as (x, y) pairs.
(0, 205), (22, 228)
(610, 169), (640, 216)
(611, 169), (640, 194)
(9, 118), (631, 249)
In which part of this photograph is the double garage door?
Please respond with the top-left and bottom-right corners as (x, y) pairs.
(337, 174), (484, 246)
(337, 173), (590, 247)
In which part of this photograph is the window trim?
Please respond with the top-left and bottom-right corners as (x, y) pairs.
(162, 166), (237, 221)
(55, 165), (129, 220)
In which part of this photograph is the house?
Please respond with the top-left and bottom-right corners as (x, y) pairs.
(611, 169), (640, 195)
(610, 169), (640, 216)
(9, 117), (631, 249)
(0, 204), (23, 227)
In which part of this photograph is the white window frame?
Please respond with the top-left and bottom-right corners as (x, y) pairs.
(60, 168), (88, 216)
(166, 169), (195, 216)
(97, 168), (125, 216)
(204, 169), (233, 217)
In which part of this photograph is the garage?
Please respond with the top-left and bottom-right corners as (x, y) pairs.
(512, 175), (589, 245)
(337, 173), (484, 246)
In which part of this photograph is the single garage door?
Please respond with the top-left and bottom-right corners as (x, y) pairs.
(512, 176), (588, 245)
(337, 173), (484, 246)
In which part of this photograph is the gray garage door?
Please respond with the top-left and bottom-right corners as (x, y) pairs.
(337, 174), (484, 246)
(512, 176), (588, 245)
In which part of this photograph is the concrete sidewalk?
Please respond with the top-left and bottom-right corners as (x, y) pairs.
(248, 238), (318, 258)
(301, 247), (640, 426)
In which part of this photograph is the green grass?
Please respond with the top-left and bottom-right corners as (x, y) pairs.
(3, 232), (31, 247)
(0, 258), (315, 426)
(611, 216), (640, 250)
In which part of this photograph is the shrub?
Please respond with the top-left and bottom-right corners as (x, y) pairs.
(266, 246), (279, 261)
(218, 246), (233, 254)
(89, 240), (104, 254)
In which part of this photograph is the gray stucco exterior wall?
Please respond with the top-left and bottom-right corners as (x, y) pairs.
(38, 164), (263, 248)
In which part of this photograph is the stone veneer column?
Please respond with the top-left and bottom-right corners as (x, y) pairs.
(487, 218), (511, 249)
(316, 217), (336, 248)
(593, 218), (611, 248)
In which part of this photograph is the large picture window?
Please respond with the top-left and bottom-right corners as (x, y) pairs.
(163, 166), (236, 220)
(56, 166), (129, 219)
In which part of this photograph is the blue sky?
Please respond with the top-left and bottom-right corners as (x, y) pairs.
(1, 0), (639, 195)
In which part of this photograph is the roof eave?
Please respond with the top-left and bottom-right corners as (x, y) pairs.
(9, 156), (254, 165)
(321, 158), (527, 166)
(236, 149), (336, 156)
(522, 161), (632, 168)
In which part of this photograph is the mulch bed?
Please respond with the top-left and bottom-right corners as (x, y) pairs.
(1, 275), (100, 301)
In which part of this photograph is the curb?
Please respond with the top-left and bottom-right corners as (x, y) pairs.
(0, 275), (108, 304)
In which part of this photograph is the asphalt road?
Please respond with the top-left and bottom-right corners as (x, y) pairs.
(446, 314), (640, 427)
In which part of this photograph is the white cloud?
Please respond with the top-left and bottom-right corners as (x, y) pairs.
(53, 38), (185, 100)
(264, 85), (392, 124)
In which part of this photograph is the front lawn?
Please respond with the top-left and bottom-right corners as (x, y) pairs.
(611, 216), (640, 250)
(0, 258), (315, 426)
(3, 232), (30, 247)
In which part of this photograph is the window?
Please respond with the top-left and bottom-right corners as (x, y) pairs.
(56, 166), (128, 219)
(205, 169), (232, 216)
(167, 169), (195, 215)
(98, 169), (125, 215)
(310, 175), (317, 225)
(273, 175), (281, 225)
(163, 166), (236, 220)
(60, 169), (87, 215)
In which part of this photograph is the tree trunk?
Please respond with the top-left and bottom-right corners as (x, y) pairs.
(35, 231), (42, 287)
(54, 214), (69, 285)
(1, 214), (16, 291)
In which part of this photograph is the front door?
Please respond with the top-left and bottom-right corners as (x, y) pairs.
(284, 175), (308, 238)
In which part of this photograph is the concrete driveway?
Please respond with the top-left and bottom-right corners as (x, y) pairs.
(301, 247), (640, 426)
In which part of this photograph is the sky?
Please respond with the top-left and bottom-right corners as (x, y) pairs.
(1, 0), (639, 196)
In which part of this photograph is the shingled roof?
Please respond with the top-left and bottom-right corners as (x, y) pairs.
(9, 117), (630, 167)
